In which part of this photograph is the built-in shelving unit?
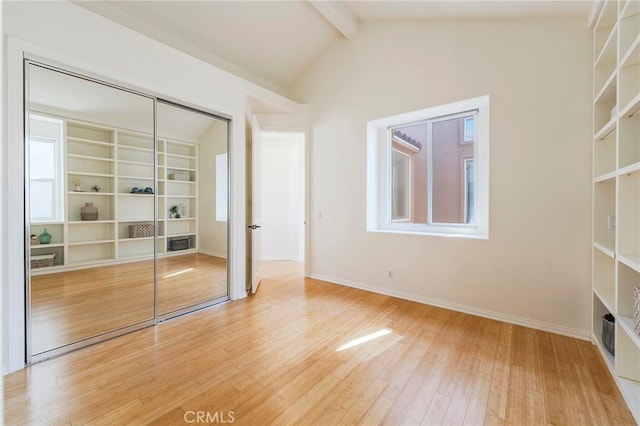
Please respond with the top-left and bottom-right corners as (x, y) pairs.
(116, 129), (156, 261)
(30, 118), (199, 273)
(158, 138), (198, 256)
(592, 1), (640, 423)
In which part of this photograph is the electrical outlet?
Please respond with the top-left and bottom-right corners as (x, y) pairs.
(608, 215), (616, 230)
(387, 269), (393, 278)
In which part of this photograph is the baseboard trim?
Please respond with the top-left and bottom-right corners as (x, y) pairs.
(198, 250), (227, 259)
(260, 257), (301, 261)
(308, 273), (590, 341)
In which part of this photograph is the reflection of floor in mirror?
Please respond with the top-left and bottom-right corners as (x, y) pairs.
(158, 253), (227, 314)
(30, 253), (227, 355)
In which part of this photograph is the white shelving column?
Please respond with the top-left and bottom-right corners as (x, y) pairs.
(157, 138), (167, 255)
(115, 130), (156, 260)
(65, 120), (116, 267)
(163, 139), (198, 255)
(592, 1), (640, 423)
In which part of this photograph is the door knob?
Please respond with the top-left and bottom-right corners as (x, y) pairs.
(248, 224), (261, 230)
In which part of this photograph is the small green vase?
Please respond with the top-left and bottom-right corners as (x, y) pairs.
(39, 228), (51, 244)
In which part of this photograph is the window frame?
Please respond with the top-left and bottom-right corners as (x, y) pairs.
(426, 110), (477, 227)
(390, 148), (412, 222)
(463, 157), (475, 224)
(366, 95), (489, 239)
(463, 116), (475, 144)
(28, 114), (65, 223)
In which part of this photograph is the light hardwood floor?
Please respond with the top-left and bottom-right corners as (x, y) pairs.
(31, 253), (227, 355)
(157, 253), (227, 314)
(7, 261), (635, 425)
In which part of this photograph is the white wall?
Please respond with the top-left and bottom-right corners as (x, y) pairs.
(290, 18), (593, 337)
(199, 120), (229, 258)
(260, 132), (305, 261)
(0, 0), (5, 411)
(1, 0), (300, 373)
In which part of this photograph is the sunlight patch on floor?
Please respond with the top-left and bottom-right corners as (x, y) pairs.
(163, 268), (194, 279)
(336, 329), (392, 352)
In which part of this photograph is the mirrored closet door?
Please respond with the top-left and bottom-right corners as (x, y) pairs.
(25, 62), (230, 362)
(156, 101), (229, 318)
(26, 63), (156, 358)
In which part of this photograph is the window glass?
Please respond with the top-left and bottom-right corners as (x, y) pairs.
(389, 113), (476, 226)
(465, 159), (475, 223)
(431, 114), (475, 224)
(30, 139), (55, 179)
(367, 95), (489, 238)
(29, 115), (64, 222)
(463, 116), (475, 143)
(30, 181), (55, 218)
(391, 149), (411, 221)
(216, 153), (228, 222)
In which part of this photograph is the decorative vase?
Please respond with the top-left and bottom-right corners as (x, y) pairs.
(39, 228), (51, 244)
(81, 202), (98, 221)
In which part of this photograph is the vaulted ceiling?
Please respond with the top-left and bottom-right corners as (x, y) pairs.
(74, 1), (595, 97)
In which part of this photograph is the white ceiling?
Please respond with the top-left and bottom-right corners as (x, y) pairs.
(345, 1), (595, 21)
(74, 0), (595, 96)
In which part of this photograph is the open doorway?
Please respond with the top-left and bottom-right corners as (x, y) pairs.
(258, 131), (306, 281)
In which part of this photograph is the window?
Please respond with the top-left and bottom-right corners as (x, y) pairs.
(366, 96), (489, 238)
(464, 158), (475, 223)
(29, 115), (64, 222)
(463, 116), (475, 143)
(215, 153), (228, 222)
(391, 149), (411, 221)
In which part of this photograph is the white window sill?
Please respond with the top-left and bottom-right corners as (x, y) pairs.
(367, 228), (489, 240)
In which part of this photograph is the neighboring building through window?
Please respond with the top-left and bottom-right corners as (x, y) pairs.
(29, 114), (64, 223)
(366, 95), (489, 238)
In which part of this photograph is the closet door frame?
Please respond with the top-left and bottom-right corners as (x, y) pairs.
(23, 59), (231, 365)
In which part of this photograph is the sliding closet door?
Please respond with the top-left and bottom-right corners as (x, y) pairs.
(156, 101), (229, 318)
(26, 63), (156, 359)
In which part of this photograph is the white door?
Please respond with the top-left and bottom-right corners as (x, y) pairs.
(250, 115), (263, 293)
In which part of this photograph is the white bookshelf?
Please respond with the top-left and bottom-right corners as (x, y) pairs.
(158, 138), (199, 256)
(592, 1), (640, 423)
(30, 118), (199, 273)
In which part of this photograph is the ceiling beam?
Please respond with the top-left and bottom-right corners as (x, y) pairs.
(308, 0), (358, 40)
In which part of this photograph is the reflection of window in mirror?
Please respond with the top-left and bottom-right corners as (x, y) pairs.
(29, 114), (64, 222)
(215, 153), (228, 222)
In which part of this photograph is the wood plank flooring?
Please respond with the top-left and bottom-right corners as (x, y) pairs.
(31, 253), (227, 355)
(6, 261), (635, 425)
(157, 253), (227, 314)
